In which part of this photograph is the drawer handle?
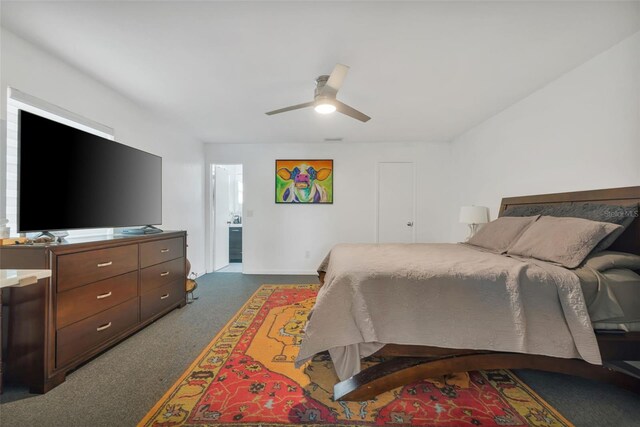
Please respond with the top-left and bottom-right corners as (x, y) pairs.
(160, 271), (170, 277)
(97, 261), (113, 268)
(160, 249), (170, 253)
(96, 291), (112, 299)
(96, 322), (112, 332)
(160, 293), (170, 300)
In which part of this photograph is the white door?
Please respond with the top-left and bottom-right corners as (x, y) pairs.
(213, 166), (230, 271)
(377, 162), (415, 243)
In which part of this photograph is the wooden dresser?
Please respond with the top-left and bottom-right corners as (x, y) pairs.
(0, 231), (187, 393)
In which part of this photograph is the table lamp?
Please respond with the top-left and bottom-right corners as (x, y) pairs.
(459, 206), (489, 240)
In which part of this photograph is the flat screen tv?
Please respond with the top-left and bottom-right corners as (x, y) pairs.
(18, 110), (162, 232)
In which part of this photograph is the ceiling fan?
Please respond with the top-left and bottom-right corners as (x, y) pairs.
(265, 64), (371, 122)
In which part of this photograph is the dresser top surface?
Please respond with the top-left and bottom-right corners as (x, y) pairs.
(0, 230), (185, 251)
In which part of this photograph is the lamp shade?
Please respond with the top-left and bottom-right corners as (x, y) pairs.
(459, 206), (489, 224)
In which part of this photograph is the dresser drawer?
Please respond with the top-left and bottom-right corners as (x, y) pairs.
(141, 280), (183, 321)
(56, 298), (138, 368)
(57, 271), (138, 329)
(57, 245), (139, 292)
(141, 258), (184, 294)
(140, 237), (184, 268)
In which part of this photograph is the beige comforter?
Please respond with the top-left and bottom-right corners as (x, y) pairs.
(295, 243), (601, 381)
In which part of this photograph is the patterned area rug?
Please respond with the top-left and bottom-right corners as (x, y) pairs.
(139, 285), (573, 427)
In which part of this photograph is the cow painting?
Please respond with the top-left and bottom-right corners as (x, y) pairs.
(275, 160), (333, 204)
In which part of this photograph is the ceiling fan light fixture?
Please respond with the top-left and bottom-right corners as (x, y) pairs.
(314, 102), (336, 114)
(265, 64), (370, 122)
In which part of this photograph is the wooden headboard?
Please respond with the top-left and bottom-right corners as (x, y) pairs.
(499, 186), (640, 256)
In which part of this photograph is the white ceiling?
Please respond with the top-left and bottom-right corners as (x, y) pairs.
(2, 1), (639, 144)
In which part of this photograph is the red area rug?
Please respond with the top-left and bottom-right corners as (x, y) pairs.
(139, 285), (572, 426)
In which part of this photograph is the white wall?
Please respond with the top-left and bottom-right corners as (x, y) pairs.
(450, 32), (640, 241)
(0, 29), (207, 274)
(205, 142), (453, 274)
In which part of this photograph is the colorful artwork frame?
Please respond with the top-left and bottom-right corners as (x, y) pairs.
(275, 159), (333, 204)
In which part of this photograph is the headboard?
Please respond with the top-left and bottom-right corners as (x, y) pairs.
(499, 186), (640, 256)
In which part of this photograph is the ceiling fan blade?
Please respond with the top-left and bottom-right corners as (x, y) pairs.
(265, 101), (314, 116)
(325, 64), (350, 92)
(334, 100), (371, 122)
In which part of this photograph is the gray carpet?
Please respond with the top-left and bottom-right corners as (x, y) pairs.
(1, 273), (638, 426)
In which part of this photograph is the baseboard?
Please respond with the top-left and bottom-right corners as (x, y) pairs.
(241, 269), (318, 275)
(201, 269), (318, 276)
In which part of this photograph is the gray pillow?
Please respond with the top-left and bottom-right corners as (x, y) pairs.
(503, 202), (638, 252)
(582, 250), (640, 271)
(467, 216), (539, 253)
(507, 216), (623, 268)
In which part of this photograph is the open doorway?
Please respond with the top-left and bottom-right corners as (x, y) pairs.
(210, 164), (243, 273)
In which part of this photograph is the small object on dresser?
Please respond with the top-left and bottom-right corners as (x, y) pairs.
(30, 235), (55, 244)
(121, 225), (164, 235)
(0, 237), (29, 246)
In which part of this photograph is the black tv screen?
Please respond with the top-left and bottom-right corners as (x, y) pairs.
(18, 110), (162, 232)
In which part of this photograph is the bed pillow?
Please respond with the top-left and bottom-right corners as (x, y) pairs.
(506, 216), (623, 268)
(582, 251), (640, 272)
(503, 202), (638, 252)
(467, 215), (539, 253)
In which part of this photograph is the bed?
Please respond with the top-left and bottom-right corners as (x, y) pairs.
(295, 186), (640, 400)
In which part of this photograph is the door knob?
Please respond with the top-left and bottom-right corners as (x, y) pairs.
(406, 221), (414, 227)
